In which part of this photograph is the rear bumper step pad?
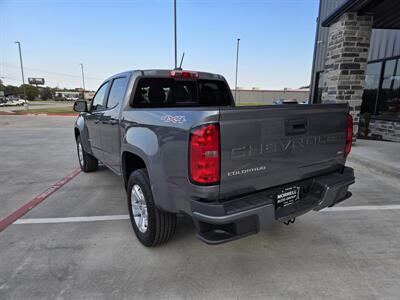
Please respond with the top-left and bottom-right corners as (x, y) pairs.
(191, 167), (355, 245)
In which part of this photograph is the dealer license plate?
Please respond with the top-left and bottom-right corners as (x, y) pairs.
(276, 186), (301, 208)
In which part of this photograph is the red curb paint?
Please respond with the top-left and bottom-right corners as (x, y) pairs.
(0, 168), (82, 232)
(0, 113), (78, 116)
(47, 114), (78, 116)
(24, 113), (79, 116)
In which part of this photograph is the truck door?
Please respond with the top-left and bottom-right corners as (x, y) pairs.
(85, 81), (110, 161)
(99, 76), (129, 172)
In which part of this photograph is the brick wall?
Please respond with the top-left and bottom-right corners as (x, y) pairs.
(321, 12), (373, 139)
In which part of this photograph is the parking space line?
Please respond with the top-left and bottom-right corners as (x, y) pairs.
(321, 205), (400, 212)
(8, 205), (400, 226)
(14, 215), (130, 224)
(0, 168), (81, 232)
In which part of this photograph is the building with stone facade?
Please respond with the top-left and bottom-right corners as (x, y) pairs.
(310, 0), (400, 142)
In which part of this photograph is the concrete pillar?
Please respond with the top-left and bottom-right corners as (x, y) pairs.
(321, 12), (373, 139)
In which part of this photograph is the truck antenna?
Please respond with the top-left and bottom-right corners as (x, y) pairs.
(178, 52), (185, 70)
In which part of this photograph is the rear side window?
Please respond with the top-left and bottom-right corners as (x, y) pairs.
(133, 78), (231, 106)
(107, 77), (128, 108)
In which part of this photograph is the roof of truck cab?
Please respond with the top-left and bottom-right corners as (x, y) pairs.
(104, 69), (226, 82)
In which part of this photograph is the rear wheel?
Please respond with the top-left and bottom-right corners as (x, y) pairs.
(76, 135), (98, 172)
(127, 169), (176, 246)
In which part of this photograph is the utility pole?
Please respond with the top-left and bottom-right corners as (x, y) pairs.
(80, 63), (86, 99)
(174, 0), (178, 69)
(14, 41), (26, 99)
(234, 38), (240, 104)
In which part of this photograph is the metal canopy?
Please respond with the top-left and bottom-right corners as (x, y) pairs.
(322, 0), (400, 29)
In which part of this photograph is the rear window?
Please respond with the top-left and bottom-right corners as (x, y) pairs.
(133, 78), (231, 106)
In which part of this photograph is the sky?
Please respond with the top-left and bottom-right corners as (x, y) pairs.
(1, 0), (320, 91)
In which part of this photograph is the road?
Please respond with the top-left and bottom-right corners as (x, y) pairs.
(0, 115), (399, 299)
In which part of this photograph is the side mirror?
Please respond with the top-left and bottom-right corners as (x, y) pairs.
(73, 100), (88, 112)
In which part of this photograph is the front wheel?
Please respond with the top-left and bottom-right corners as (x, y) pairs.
(127, 169), (176, 247)
(76, 135), (98, 172)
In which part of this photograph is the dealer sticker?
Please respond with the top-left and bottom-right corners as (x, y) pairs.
(276, 186), (300, 208)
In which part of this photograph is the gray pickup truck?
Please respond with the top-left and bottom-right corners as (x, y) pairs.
(73, 69), (355, 246)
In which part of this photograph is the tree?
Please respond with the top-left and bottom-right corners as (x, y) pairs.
(40, 87), (53, 100)
(23, 84), (39, 101)
(5, 85), (20, 96)
(0, 79), (5, 92)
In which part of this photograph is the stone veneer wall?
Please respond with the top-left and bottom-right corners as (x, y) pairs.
(321, 12), (373, 139)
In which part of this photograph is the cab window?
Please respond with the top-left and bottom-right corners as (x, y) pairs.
(133, 78), (231, 106)
(91, 82), (109, 111)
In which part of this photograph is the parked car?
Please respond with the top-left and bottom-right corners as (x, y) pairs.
(66, 96), (80, 101)
(273, 99), (298, 105)
(300, 99), (310, 104)
(73, 69), (355, 247)
(5, 100), (20, 106)
(14, 99), (28, 106)
(1, 96), (26, 106)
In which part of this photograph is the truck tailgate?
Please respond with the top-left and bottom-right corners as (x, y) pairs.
(219, 104), (348, 200)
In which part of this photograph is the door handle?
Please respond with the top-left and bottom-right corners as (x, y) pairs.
(102, 120), (118, 125)
(285, 118), (307, 135)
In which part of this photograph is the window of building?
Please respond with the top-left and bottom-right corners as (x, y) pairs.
(361, 62), (382, 114)
(378, 58), (400, 117)
(107, 77), (128, 108)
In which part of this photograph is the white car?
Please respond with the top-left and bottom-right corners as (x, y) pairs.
(6, 100), (20, 106)
(15, 99), (28, 105)
(4, 96), (25, 106)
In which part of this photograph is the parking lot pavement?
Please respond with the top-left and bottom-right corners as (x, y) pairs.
(0, 115), (77, 220)
(349, 139), (400, 178)
(343, 161), (400, 206)
(1, 115), (400, 299)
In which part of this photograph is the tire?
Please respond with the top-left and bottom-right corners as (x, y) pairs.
(76, 135), (98, 172)
(127, 169), (177, 247)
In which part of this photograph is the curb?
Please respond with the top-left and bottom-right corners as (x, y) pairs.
(0, 112), (78, 116)
(24, 113), (79, 116)
(348, 154), (400, 179)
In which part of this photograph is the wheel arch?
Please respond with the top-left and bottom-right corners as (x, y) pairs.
(122, 151), (147, 189)
(74, 127), (80, 140)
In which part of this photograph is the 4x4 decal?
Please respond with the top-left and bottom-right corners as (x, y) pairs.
(161, 115), (186, 124)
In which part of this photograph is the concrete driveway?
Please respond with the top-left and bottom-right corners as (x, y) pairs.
(1, 115), (400, 299)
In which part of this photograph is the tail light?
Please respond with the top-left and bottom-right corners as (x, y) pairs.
(170, 70), (199, 78)
(189, 124), (220, 185)
(345, 113), (353, 156)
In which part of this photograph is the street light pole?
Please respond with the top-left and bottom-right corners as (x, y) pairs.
(80, 63), (86, 99)
(174, 0), (177, 69)
(234, 38), (240, 104)
(14, 41), (26, 99)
